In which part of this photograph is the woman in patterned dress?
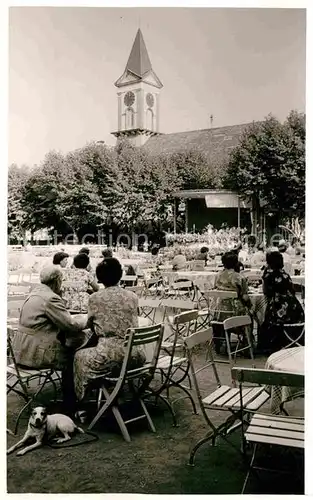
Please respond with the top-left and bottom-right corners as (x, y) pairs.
(213, 251), (251, 319)
(212, 252), (251, 353)
(73, 258), (146, 401)
(258, 251), (304, 353)
(62, 253), (99, 312)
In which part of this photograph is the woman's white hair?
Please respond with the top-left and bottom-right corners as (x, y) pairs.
(40, 265), (62, 285)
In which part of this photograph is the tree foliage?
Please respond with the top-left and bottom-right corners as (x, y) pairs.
(8, 110), (305, 242)
(8, 164), (31, 241)
(224, 111), (305, 219)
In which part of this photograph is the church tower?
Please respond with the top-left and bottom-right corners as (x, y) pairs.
(111, 29), (163, 147)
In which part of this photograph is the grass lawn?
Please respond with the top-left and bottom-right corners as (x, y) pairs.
(7, 350), (304, 495)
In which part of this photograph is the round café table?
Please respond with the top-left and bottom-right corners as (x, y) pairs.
(265, 346), (304, 414)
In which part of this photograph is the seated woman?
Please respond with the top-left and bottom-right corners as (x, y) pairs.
(53, 251), (69, 269)
(212, 252), (251, 352)
(172, 249), (187, 271)
(70, 247), (92, 272)
(258, 251), (304, 353)
(213, 251), (251, 319)
(73, 258), (146, 401)
(195, 247), (210, 265)
(62, 253), (99, 312)
(12, 265), (87, 416)
(250, 242), (266, 268)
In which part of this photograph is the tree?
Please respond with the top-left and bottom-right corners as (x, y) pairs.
(113, 140), (179, 233)
(8, 164), (31, 243)
(161, 148), (222, 191)
(22, 151), (68, 234)
(224, 111), (305, 223)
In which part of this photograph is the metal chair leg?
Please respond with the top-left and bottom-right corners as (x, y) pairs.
(241, 443), (257, 494)
(188, 430), (215, 466)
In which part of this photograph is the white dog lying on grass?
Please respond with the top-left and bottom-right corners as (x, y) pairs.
(7, 406), (84, 456)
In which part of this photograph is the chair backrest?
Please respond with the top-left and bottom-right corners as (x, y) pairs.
(7, 328), (29, 397)
(184, 328), (223, 431)
(8, 285), (30, 297)
(120, 275), (138, 283)
(283, 323), (305, 348)
(204, 289), (238, 319)
(172, 309), (199, 325)
(292, 276), (305, 286)
(7, 300), (25, 315)
(138, 297), (161, 323)
(223, 315), (254, 368)
(160, 298), (197, 311)
(8, 273), (21, 285)
(205, 290), (238, 300)
(144, 277), (163, 297)
(139, 298), (161, 308)
(127, 285), (144, 296)
(122, 323), (164, 382)
(223, 315), (252, 331)
(172, 280), (193, 290)
(231, 366), (305, 388)
(190, 260), (205, 271)
(19, 273), (33, 284)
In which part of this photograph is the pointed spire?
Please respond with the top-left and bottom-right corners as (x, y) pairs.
(125, 29), (152, 77)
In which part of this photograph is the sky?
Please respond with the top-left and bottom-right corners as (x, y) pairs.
(8, 6), (306, 166)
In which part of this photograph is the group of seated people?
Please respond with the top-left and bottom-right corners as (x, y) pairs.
(10, 239), (304, 420)
(210, 250), (304, 354)
(12, 255), (145, 418)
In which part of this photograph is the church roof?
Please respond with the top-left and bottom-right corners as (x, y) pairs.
(143, 122), (260, 164)
(125, 29), (152, 78)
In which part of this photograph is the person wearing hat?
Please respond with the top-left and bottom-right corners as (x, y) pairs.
(278, 239), (292, 275)
(73, 247), (92, 272)
(101, 247), (113, 259)
(79, 247), (90, 256)
(12, 265), (88, 416)
(53, 251), (69, 268)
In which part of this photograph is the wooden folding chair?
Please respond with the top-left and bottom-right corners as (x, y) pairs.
(138, 297), (162, 324)
(143, 277), (164, 298)
(160, 297), (197, 322)
(203, 290), (238, 354)
(7, 299), (25, 315)
(87, 323), (164, 442)
(7, 329), (61, 434)
(120, 275), (138, 287)
(244, 272), (262, 287)
(223, 315), (255, 369)
(190, 260), (205, 271)
(232, 367), (304, 494)
(166, 280), (196, 300)
(8, 285), (31, 297)
(8, 273), (21, 285)
(127, 285), (145, 297)
(146, 310), (199, 426)
(184, 329), (269, 466)
(282, 323), (305, 348)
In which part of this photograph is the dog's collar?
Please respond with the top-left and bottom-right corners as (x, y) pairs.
(30, 422), (46, 430)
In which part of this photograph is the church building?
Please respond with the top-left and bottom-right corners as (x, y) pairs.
(111, 29), (264, 235)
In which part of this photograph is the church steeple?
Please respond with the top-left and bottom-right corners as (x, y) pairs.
(112, 29), (163, 146)
(125, 29), (152, 78)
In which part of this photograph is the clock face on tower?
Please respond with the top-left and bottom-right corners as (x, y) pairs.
(146, 93), (154, 108)
(124, 91), (135, 107)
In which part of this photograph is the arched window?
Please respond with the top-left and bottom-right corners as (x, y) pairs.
(126, 107), (134, 129)
(146, 108), (154, 131)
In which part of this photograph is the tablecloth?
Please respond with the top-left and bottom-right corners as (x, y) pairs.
(265, 346), (304, 414)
